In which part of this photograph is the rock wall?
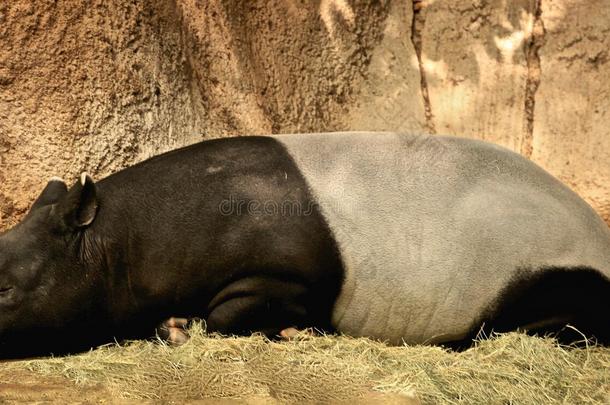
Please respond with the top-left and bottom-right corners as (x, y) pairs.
(0, 0), (608, 229)
(418, 0), (610, 224)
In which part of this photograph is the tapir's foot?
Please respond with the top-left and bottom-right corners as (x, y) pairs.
(157, 317), (190, 346)
(279, 327), (317, 340)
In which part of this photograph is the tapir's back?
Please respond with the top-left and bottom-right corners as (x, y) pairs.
(274, 132), (610, 344)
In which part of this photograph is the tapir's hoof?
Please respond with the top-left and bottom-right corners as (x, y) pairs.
(157, 317), (190, 346)
(279, 327), (316, 340)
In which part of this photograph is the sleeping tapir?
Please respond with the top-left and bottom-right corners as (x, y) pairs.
(0, 132), (609, 357)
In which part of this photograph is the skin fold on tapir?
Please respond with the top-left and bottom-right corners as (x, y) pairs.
(0, 132), (609, 358)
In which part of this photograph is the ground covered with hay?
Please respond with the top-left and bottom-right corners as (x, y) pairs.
(1, 324), (609, 404)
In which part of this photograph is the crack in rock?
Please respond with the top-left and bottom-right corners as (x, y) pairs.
(411, 1), (436, 133)
(522, 0), (546, 158)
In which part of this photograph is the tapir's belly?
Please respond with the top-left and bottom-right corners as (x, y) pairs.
(274, 132), (610, 344)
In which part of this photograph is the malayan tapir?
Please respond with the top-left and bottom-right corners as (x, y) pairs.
(0, 132), (609, 358)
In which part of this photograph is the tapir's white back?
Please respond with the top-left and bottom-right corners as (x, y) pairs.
(274, 132), (610, 344)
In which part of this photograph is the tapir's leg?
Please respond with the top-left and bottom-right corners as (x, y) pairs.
(448, 267), (610, 350)
(203, 274), (329, 339)
(485, 267), (610, 346)
(206, 294), (310, 339)
(157, 317), (190, 345)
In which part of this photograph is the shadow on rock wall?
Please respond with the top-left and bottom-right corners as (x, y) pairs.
(0, 0), (608, 229)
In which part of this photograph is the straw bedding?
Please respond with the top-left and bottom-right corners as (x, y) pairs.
(3, 323), (609, 404)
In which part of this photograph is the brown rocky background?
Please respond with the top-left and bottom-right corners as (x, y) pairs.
(1, 0), (608, 229)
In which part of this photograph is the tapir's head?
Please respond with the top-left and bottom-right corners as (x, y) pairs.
(0, 174), (101, 348)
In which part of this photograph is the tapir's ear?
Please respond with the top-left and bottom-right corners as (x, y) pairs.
(56, 173), (98, 229)
(30, 177), (68, 212)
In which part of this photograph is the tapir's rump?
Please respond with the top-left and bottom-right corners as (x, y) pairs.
(0, 132), (608, 357)
(275, 133), (610, 345)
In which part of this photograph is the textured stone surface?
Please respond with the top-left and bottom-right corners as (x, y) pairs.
(0, 0), (422, 229)
(0, 0), (608, 228)
(417, 0), (535, 151)
(0, 1), (206, 228)
(343, 0), (426, 132)
(532, 0), (610, 223)
(416, 0), (609, 224)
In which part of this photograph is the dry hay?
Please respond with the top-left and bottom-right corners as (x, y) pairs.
(3, 323), (609, 404)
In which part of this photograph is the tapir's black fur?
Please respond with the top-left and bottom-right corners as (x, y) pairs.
(0, 137), (343, 358)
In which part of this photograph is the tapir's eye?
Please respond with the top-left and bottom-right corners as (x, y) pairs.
(0, 286), (13, 296)
(0, 286), (15, 307)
